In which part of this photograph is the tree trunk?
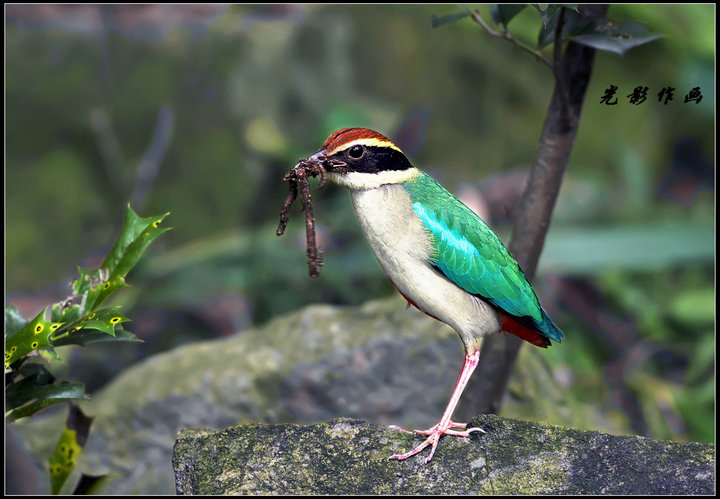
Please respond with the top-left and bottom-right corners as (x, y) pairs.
(456, 4), (610, 419)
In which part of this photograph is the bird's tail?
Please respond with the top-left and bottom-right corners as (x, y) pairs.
(537, 309), (564, 344)
(498, 308), (564, 348)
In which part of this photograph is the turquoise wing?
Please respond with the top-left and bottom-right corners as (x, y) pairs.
(404, 172), (563, 342)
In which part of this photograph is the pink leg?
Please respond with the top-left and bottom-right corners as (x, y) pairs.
(388, 349), (485, 463)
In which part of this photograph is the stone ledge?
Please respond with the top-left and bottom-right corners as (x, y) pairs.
(172, 415), (715, 495)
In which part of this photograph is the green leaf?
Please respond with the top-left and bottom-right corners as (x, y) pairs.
(5, 306), (129, 369)
(569, 19), (664, 55)
(15, 360), (56, 381)
(49, 403), (94, 494)
(540, 222), (713, 273)
(534, 4), (576, 25)
(101, 204), (171, 283)
(52, 268), (128, 323)
(51, 325), (141, 348)
(431, 7), (471, 28)
(490, 4), (527, 27)
(5, 362), (56, 406)
(537, 6), (584, 48)
(45, 308), (130, 351)
(530, 4), (549, 26)
(72, 266), (107, 296)
(5, 304), (27, 338)
(69, 308), (130, 337)
(5, 381), (89, 421)
(6, 354), (90, 423)
(48, 205), (169, 316)
(6, 206), (167, 370)
(4, 308), (62, 368)
(51, 302), (81, 324)
(68, 267), (111, 314)
(6, 363), (55, 409)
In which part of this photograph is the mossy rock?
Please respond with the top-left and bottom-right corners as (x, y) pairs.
(173, 415), (715, 495)
(9, 297), (643, 494)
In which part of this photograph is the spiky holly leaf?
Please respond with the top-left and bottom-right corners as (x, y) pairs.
(5, 363), (88, 422)
(50, 326), (140, 348)
(5, 304), (27, 337)
(49, 403), (94, 494)
(51, 302), (82, 325)
(59, 204), (170, 315)
(60, 267), (127, 317)
(48, 307), (136, 348)
(4, 308), (63, 369)
(5, 361), (55, 395)
(60, 308), (130, 338)
(5, 307), (130, 370)
(6, 206), (169, 371)
(101, 203), (171, 284)
(6, 379), (89, 421)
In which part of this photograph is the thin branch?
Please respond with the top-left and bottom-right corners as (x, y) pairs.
(456, 4), (610, 420)
(470, 9), (553, 72)
(130, 105), (174, 210)
(552, 8), (572, 124)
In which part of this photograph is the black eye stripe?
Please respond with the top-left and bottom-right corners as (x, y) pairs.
(330, 145), (413, 174)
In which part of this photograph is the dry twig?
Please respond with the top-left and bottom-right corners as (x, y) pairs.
(276, 159), (328, 278)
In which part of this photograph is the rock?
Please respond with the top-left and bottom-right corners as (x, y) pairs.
(173, 416), (715, 495)
(8, 297), (641, 494)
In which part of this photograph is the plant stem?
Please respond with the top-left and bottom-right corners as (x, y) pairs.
(457, 4), (610, 419)
(470, 9), (553, 72)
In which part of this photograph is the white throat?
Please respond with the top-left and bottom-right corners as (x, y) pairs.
(328, 167), (421, 190)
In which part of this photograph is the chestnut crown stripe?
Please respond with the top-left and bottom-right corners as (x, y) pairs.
(322, 127), (403, 156)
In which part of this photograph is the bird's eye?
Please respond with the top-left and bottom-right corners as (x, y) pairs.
(348, 145), (364, 159)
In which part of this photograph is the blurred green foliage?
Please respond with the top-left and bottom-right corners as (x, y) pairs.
(5, 5), (714, 443)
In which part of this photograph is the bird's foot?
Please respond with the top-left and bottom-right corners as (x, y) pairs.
(388, 421), (485, 463)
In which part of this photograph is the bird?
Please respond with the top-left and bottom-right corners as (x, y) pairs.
(306, 127), (564, 463)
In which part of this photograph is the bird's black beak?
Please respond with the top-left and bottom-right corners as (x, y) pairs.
(306, 150), (326, 166)
(306, 150), (346, 173)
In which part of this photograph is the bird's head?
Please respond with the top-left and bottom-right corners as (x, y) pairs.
(307, 128), (420, 189)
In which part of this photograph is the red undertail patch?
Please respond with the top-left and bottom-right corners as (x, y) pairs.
(500, 312), (551, 348)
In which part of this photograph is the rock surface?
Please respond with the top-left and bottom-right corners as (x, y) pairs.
(173, 416), (715, 495)
(7, 297), (677, 494)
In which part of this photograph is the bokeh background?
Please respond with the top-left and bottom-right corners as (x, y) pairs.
(5, 4), (714, 445)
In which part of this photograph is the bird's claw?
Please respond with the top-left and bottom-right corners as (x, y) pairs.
(388, 421), (485, 462)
